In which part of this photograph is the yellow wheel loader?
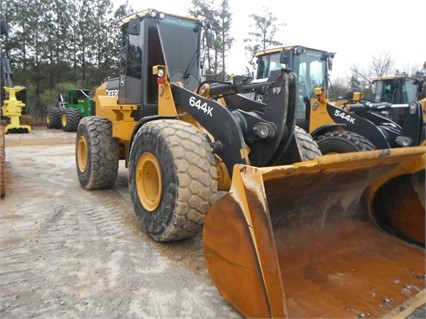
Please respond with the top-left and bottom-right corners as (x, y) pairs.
(75, 10), (426, 318)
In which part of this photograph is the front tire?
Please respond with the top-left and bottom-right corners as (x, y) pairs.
(129, 120), (218, 242)
(317, 130), (376, 154)
(76, 116), (119, 190)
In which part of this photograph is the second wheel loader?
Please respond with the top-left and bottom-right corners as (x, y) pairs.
(253, 45), (425, 153)
(75, 10), (426, 318)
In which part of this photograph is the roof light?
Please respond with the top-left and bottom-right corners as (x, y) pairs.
(294, 46), (307, 56)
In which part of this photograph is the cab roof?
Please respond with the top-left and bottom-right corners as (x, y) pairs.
(118, 8), (199, 27)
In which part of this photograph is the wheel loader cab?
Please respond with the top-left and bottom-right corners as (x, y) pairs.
(117, 10), (206, 115)
(255, 46), (332, 132)
(372, 76), (420, 105)
(372, 76), (425, 125)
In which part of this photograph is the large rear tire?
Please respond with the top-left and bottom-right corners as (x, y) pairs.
(76, 116), (119, 190)
(62, 108), (82, 132)
(317, 130), (376, 154)
(129, 120), (218, 242)
(45, 107), (61, 129)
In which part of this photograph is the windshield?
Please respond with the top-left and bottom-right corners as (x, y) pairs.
(157, 16), (201, 89)
(256, 53), (284, 80)
(373, 78), (419, 104)
(255, 49), (327, 90)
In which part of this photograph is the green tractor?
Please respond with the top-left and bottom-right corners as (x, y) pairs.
(45, 88), (93, 132)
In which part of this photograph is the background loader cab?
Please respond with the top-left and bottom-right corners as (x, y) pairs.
(372, 75), (424, 105)
(254, 46), (424, 153)
(254, 46), (334, 132)
(371, 75), (425, 125)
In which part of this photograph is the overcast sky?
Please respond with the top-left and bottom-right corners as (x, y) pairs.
(114, 0), (426, 79)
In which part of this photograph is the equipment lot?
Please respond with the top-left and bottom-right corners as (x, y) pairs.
(0, 128), (425, 318)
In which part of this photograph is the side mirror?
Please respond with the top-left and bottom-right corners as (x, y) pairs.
(0, 20), (8, 35)
(328, 57), (333, 71)
(279, 51), (287, 64)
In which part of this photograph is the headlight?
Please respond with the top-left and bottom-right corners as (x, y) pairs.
(157, 68), (165, 78)
(395, 136), (413, 147)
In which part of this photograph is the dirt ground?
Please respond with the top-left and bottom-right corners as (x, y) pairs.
(0, 127), (425, 319)
(0, 128), (241, 318)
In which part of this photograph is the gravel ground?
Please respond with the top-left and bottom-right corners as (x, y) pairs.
(0, 127), (425, 319)
(1, 128), (241, 319)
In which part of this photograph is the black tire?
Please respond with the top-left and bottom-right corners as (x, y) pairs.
(129, 120), (218, 242)
(62, 108), (82, 132)
(317, 130), (376, 154)
(76, 116), (119, 190)
(294, 125), (322, 160)
(45, 107), (61, 129)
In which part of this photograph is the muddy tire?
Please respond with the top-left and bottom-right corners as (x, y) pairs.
(295, 125), (322, 160)
(76, 116), (119, 190)
(317, 130), (376, 154)
(46, 107), (61, 129)
(62, 108), (82, 132)
(129, 120), (218, 242)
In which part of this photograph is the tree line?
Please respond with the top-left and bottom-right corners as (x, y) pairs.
(1, 0), (131, 122)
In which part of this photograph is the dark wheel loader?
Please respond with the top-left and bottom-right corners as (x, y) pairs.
(253, 45), (424, 153)
(75, 10), (426, 318)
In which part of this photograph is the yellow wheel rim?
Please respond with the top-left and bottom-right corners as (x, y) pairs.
(61, 113), (67, 127)
(136, 152), (162, 212)
(46, 114), (51, 124)
(77, 136), (88, 172)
